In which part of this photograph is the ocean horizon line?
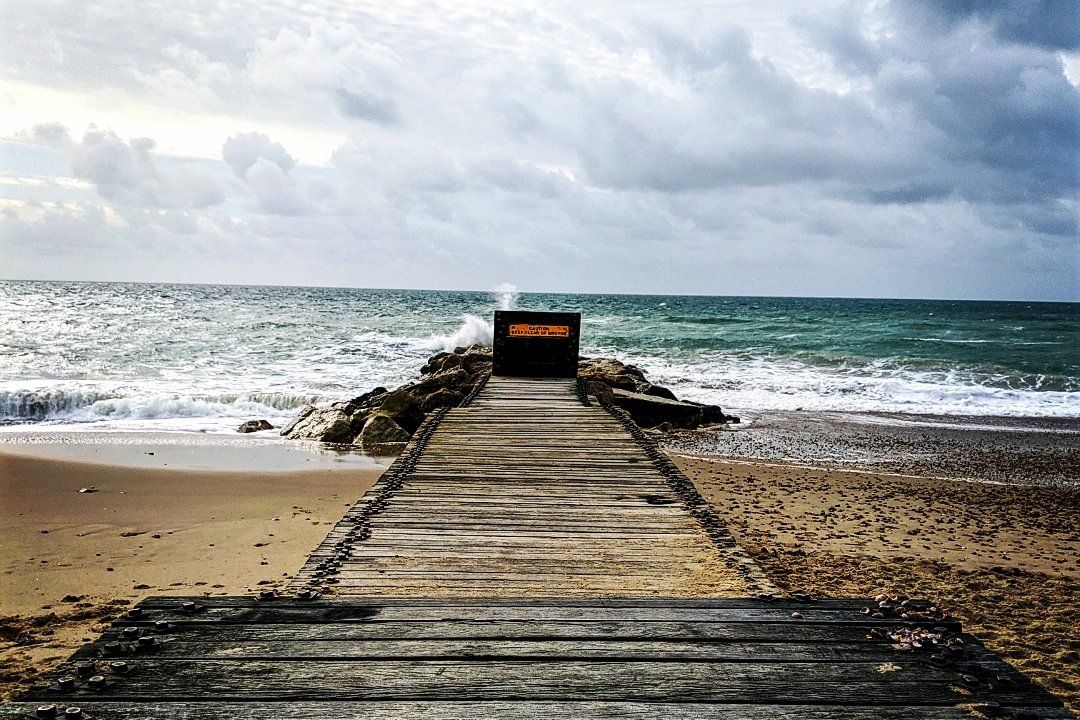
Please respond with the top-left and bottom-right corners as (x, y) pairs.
(2, 277), (1078, 305)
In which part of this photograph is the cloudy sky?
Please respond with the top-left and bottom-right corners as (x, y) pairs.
(0, 0), (1077, 300)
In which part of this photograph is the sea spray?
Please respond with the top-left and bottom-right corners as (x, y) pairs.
(495, 282), (520, 310)
(425, 283), (519, 352)
(426, 314), (493, 352)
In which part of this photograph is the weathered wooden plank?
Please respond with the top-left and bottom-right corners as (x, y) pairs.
(72, 636), (998, 663)
(80, 619), (937, 643)
(361, 509), (694, 521)
(19, 658), (1051, 705)
(389, 492), (680, 502)
(327, 573), (723, 585)
(305, 535), (695, 548)
(131, 596), (887, 610)
(306, 582), (735, 594)
(105, 603), (964, 627)
(352, 522), (696, 533)
(413, 455), (650, 460)
(392, 479), (671, 486)
(353, 520), (696, 531)
(358, 526), (701, 535)
(368, 501), (687, 511)
(331, 560), (704, 573)
(8, 702), (1071, 720)
(402, 472), (666, 481)
(305, 542), (702, 556)
(308, 549), (704, 562)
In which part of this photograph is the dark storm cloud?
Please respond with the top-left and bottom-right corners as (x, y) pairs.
(572, 23), (888, 194)
(801, 1), (1079, 242)
(904, 0), (1080, 51)
(569, 3), (1078, 245)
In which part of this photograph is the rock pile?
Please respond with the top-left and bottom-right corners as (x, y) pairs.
(276, 345), (737, 448)
(579, 357), (739, 430)
(280, 345), (493, 451)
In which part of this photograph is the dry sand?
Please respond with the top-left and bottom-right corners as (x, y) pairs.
(2, 435), (1078, 712)
(0, 445), (384, 699)
(674, 454), (1080, 714)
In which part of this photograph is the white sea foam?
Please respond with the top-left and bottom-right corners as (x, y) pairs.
(622, 353), (1080, 418)
(0, 382), (326, 429)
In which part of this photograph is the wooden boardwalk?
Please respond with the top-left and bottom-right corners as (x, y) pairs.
(5, 375), (1072, 718)
(292, 376), (769, 597)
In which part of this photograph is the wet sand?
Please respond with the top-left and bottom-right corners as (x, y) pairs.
(0, 443), (385, 699)
(666, 410), (1080, 487)
(675, 454), (1080, 713)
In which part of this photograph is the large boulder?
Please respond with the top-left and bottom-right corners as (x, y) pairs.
(237, 419), (274, 433)
(585, 380), (614, 404)
(608, 389), (737, 429)
(279, 406), (315, 437)
(280, 406), (355, 443)
(460, 346), (493, 375)
(358, 415), (410, 449)
(578, 358), (650, 393)
(610, 389), (706, 429)
(700, 404), (738, 424)
(439, 353), (464, 371)
(408, 367), (471, 399)
(374, 389), (426, 434)
(419, 388), (464, 412)
(420, 353), (456, 375)
(349, 386), (388, 408)
(642, 384), (678, 401)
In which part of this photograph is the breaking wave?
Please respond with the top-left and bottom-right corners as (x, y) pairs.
(0, 386), (325, 424)
(625, 353), (1080, 418)
(425, 314), (494, 352)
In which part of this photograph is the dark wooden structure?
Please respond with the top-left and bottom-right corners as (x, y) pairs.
(492, 310), (580, 377)
(4, 376), (1072, 718)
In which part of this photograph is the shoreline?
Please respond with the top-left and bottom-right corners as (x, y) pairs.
(665, 408), (1080, 487)
(0, 429), (385, 472)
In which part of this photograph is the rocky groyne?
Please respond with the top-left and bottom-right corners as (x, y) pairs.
(275, 345), (738, 449)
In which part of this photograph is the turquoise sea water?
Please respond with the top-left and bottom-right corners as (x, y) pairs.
(0, 281), (1077, 431)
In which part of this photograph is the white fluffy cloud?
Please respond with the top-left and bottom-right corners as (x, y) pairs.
(222, 131), (310, 214)
(28, 124), (227, 209)
(222, 132), (297, 178)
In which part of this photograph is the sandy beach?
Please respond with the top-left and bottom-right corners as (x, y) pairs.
(674, 454), (1080, 713)
(2, 428), (1078, 712)
(0, 439), (386, 698)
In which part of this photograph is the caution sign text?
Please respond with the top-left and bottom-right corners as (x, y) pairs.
(508, 324), (571, 338)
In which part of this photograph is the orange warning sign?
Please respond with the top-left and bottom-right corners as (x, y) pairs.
(508, 324), (571, 338)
